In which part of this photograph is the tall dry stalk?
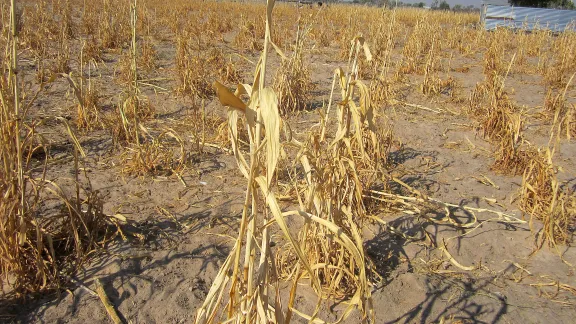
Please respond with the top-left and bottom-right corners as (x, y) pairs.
(10, 0), (24, 235)
(470, 53), (534, 175)
(196, 0), (385, 323)
(131, 0), (138, 92)
(113, 0), (153, 147)
(0, 0), (36, 295)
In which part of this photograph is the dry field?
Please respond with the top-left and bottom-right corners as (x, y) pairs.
(1, 0), (575, 323)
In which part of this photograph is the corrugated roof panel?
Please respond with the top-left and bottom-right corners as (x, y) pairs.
(482, 0), (510, 6)
(482, 5), (576, 32)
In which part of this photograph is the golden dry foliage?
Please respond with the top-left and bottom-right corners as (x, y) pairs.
(400, 18), (437, 75)
(139, 36), (159, 71)
(233, 16), (265, 52)
(62, 72), (102, 132)
(542, 30), (576, 88)
(569, 103), (576, 138)
(4, 0), (575, 305)
(120, 130), (187, 176)
(1, 2), (112, 296)
(109, 0), (155, 150)
(107, 0), (190, 180)
(196, 2), (384, 323)
(98, 0), (131, 49)
(483, 30), (511, 81)
(519, 147), (576, 247)
(543, 74), (576, 140)
(116, 49), (137, 84)
(471, 55), (533, 175)
(278, 41), (393, 304)
(369, 12), (398, 107)
(106, 91), (153, 147)
(311, 18), (332, 48)
(176, 31), (242, 99)
(370, 77), (396, 107)
(420, 37), (455, 96)
(273, 30), (314, 115)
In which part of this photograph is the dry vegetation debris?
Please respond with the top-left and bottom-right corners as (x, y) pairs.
(0, 0), (575, 323)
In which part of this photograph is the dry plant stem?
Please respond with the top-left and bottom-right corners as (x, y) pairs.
(95, 279), (124, 324)
(440, 239), (475, 271)
(366, 188), (525, 224)
(321, 71), (337, 142)
(131, 0), (140, 146)
(199, 1), (331, 322)
(131, 0), (138, 90)
(10, 0), (25, 242)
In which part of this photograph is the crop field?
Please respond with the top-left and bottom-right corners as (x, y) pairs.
(0, 0), (575, 323)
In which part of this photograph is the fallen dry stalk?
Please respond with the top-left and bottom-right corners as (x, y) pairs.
(95, 279), (124, 324)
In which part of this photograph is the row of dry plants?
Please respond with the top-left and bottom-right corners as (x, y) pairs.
(0, 0), (574, 322)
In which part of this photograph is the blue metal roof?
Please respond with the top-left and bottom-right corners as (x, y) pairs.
(482, 5), (576, 32)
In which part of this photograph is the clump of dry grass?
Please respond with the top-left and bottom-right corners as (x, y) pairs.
(139, 37), (159, 71)
(543, 74), (575, 139)
(82, 37), (104, 63)
(542, 31), (576, 89)
(173, 101), (235, 153)
(399, 18), (436, 75)
(116, 49), (136, 84)
(370, 77), (396, 108)
(273, 32), (314, 115)
(488, 106), (534, 175)
(233, 16), (265, 52)
(108, 91), (154, 147)
(206, 11), (233, 36)
(418, 36), (455, 96)
(62, 69), (102, 132)
(278, 37), (394, 302)
(368, 14), (398, 108)
(312, 23), (332, 48)
(112, 90), (183, 178)
(110, 0), (192, 182)
(421, 75), (455, 97)
(117, 43), (159, 83)
(483, 32), (509, 82)
(480, 84), (532, 175)
(470, 54), (534, 175)
(421, 60), (455, 97)
(109, 0), (154, 148)
(111, 0), (193, 180)
(98, 0), (131, 49)
(279, 116), (393, 301)
(176, 34), (242, 99)
(519, 146), (576, 248)
(120, 130), (187, 177)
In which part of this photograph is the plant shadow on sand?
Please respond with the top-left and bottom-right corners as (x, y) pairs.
(366, 223), (531, 323)
(384, 269), (519, 324)
(364, 183), (531, 324)
(0, 207), (235, 323)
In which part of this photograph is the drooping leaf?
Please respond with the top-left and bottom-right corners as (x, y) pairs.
(260, 88), (281, 187)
